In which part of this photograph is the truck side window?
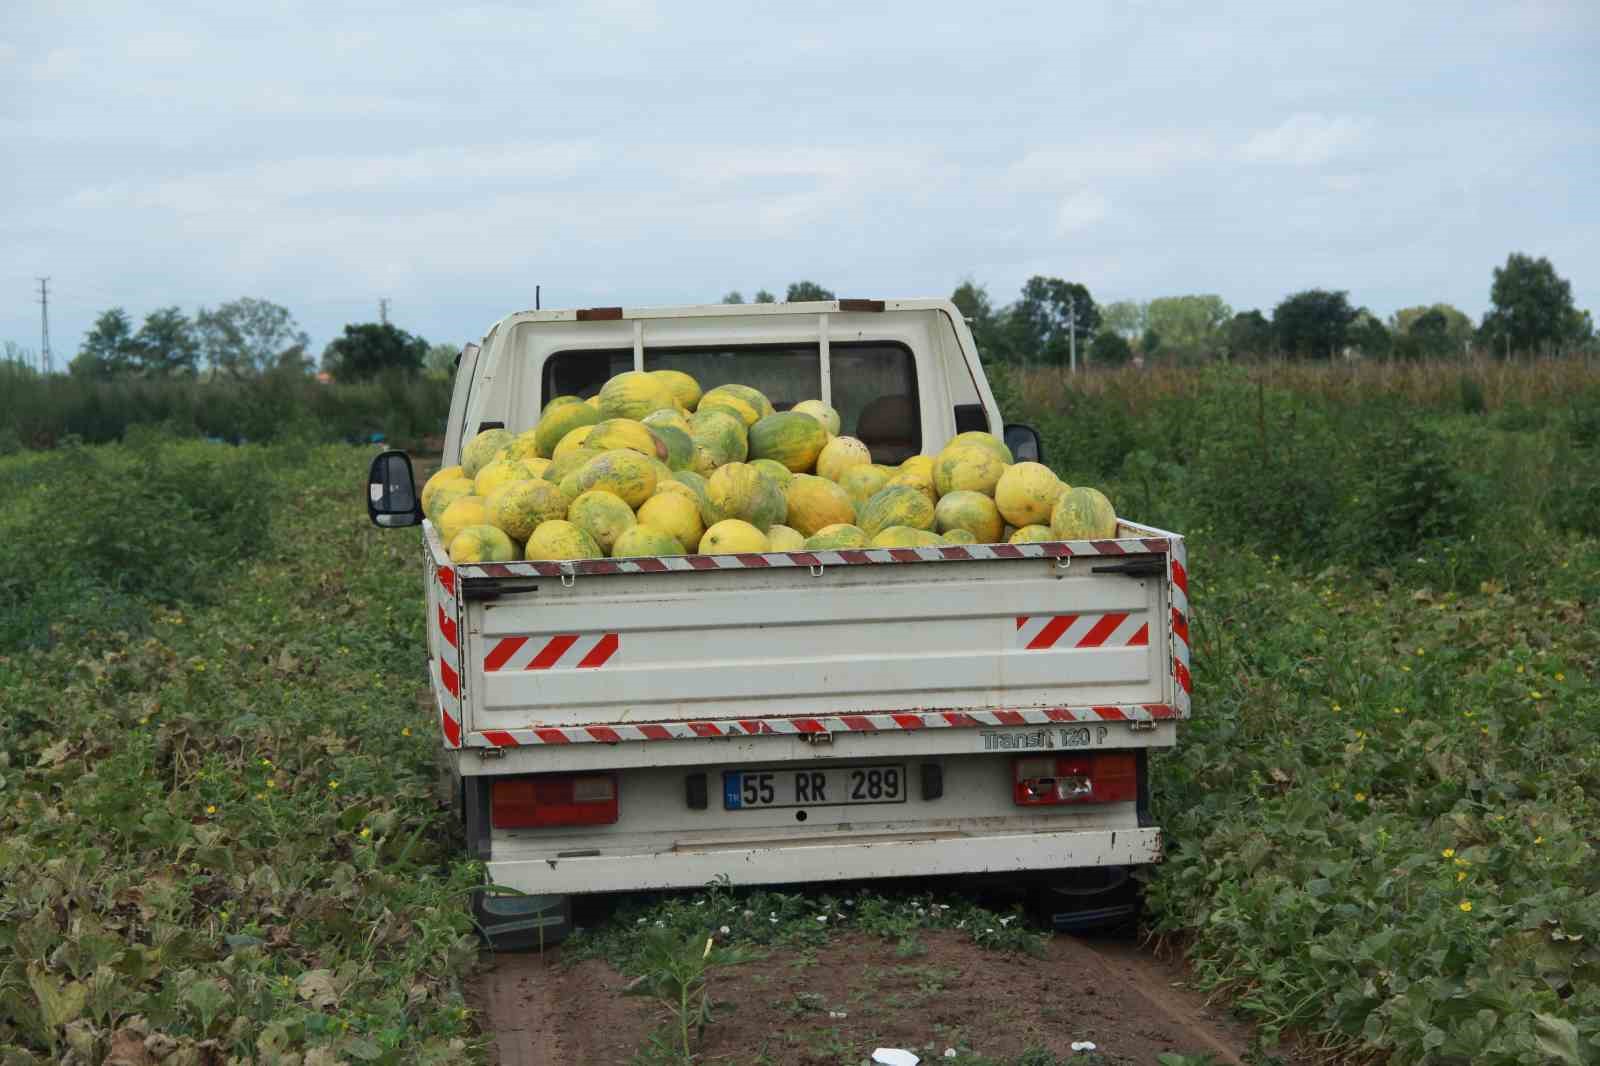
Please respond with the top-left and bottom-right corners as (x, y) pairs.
(543, 349), (634, 400)
(832, 342), (920, 464)
(645, 345), (822, 412)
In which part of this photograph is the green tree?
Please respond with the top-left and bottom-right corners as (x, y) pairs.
(70, 308), (139, 379)
(132, 306), (200, 376)
(1273, 289), (1356, 359)
(753, 290), (776, 304)
(1089, 330), (1133, 366)
(720, 291), (745, 304)
(425, 342), (459, 375)
(1479, 253), (1582, 356)
(951, 280), (1012, 363)
(1139, 327), (1163, 358)
(1224, 310), (1273, 357)
(1145, 294), (1233, 359)
(196, 298), (310, 379)
(1004, 276), (1099, 366)
(1390, 303), (1474, 350)
(321, 323), (429, 382)
(785, 281), (835, 302)
(1347, 309), (1392, 359)
(1101, 300), (1147, 340)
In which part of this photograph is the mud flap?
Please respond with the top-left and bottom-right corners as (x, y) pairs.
(472, 887), (574, 951)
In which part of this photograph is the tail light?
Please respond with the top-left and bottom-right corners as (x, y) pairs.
(1013, 753), (1138, 806)
(492, 774), (619, 828)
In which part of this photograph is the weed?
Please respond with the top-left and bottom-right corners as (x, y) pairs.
(623, 928), (755, 1064)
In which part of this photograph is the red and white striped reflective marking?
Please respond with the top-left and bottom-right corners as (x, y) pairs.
(433, 557), (462, 749)
(484, 633), (620, 672)
(465, 704), (1180, 747)
(1169, 536), (1192, 716)
(1014, 613), (1149, 651)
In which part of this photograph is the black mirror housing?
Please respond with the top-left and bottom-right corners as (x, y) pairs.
(1003, 423), (1044, 465)
(368, 450), (422, 528)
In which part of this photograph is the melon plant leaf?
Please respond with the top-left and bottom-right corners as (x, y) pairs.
(1533, 1013), (1585, 1066)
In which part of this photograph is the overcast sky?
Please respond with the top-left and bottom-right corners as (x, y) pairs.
(4, 0), (1596, 362)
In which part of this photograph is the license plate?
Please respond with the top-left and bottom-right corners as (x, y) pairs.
(723, 765), (907, 810)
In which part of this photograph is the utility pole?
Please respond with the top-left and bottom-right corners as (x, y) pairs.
(1068, 295), (1078, 375)
(36, 277), (52, 375)
(379, 298), (390, 325)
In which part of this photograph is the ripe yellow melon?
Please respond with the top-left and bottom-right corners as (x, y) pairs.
(804, 523), (868, 549)
(690, 409), (749, 467)
(474, 458), (540, 498)
(699, 519), (769, 554)
(887, 463), (937, 504)
(706, 462), (787, 530)
(649, 369), (702, 410)
(462, 428), (515, 478)
(934, 490), (1004, 543)
(545, 446), (601, 486)
(525, 520), (601, 561)
(948, 431), (1013, 465)
(1009, 524), (1054, 544)
(932, 443), (1006, 498)
(573, 450), (658, 508)
(447, 524), (518, 563)
(586, 418), (664, 459)
(994, 462), (1064, 527)
(792, 399), (841, 436)
(1050, 486), (1118, 540)
(504, 430), (543, 462)
(424, 478), (477, 524)
(697, 389), (761, 427)
(485, 479), (570, 541)
(784, 474), (857, 536)
(643, 407), (694, 438)
(552, 424), (597, 459)
(750, 458), (793, 488)
(764, 524), (806, 551)
(839, 465), (894, 507)
(542, 395), (584, 415)
(816, 436), (871, 482)
(612, 525), (685, 558)
(941, 528), (977, 544)
(701, 383), (774, 424)
(637, 493), (704, 551)
(421, 466), (468, 515)
(599, 371), (678, 421)
(567, 490), (637, 555)
(437, 495), (490, 546)
(870, 525), (927, 548)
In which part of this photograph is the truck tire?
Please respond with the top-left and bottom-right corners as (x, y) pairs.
(1029, 865), (1144, 937)
(460, 777), (576, 950)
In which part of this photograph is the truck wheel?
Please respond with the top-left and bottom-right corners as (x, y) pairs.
(1030, 865), (1143, 937)
(472, 887), (574, 951)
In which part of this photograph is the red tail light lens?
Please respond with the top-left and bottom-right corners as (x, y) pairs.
(1013, 752), (1138, 806)
(492, 774), (619, 828)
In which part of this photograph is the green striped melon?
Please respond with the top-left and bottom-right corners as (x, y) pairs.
(573, 450), (658, 508)
(534, 403), (601, 459)
(643, 408), (694, 437)
(525, 520), (602, 560)
(1050, 486), (1117, 540)
(567, 490), (637, 555)
(611, 524), (684, 558)
(702, 383), (774, 424)
(934, 490), (1004, 543)
(650, 424), (694, 471)
(784, 474), (857, 536)
(485, 479), (570, 541)
(749, 411), (828, 473)
(690, 409), (749, 466)
(750, 458), (793, 488)
(545, 446), (602, 486)
(791, 399), (841, 436)
(858, 485), (936, 537)
(448, 524), (518, 563)
(462, 428), (515, 478)
(804, 523), (868, 550)
(705, 462), (787, 530)
(598, 371), (678, 421)
(839, 465), (894, 507)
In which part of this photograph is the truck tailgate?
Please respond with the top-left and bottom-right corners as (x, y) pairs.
(443, 529), (1186, 744)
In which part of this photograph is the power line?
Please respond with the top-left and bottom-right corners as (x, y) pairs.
(36, 277), (52, 375)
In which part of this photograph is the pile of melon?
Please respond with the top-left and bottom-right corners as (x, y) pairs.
(419, 369), (1118, 563)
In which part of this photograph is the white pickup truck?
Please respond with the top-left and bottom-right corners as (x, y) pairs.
(366, 298), (1190, 946)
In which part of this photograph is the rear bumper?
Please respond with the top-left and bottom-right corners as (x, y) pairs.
(486, 826), (1162, 896)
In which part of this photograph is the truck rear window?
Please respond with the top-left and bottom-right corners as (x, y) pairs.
(541, 341), (921, 462)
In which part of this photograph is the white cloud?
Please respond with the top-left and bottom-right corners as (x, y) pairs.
(1242, 113), (1370, 167)
(1055, 190), (1110, 234)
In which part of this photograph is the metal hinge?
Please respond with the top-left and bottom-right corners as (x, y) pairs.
(1128, 720), (1157, 732)
(475, 746), (506, 759)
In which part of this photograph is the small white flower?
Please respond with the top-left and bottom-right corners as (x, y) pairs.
(769, 917), (778, 923)
(694, 899), (705, 906)
(999, 916), (1013, 926)
(636, 917), (647, 924)
(938, 904), (951, 910)
(720, 925), (730, 934)
(944, 1050), (958, 1059)
(742, 909), (754, 918)
(816, 915), (828, 923)
(828, 1010), (848, 1019)
(985, 928), (994, 933)
(1071, 1041), (1097, 1052)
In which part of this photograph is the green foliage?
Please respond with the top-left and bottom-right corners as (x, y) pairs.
(1481, 253), (1583, 356)
(70, 308), (139, 379)
(1005, 276), (1099, 366)
(196, 298), (311, 380)
(321, 323), (430, 382)
(133, 307), (202, 377)
(784, 281), (835, 302)
(1272, 288), (1357, 359)
(1144, 294), (1232, 360)
(1088, 330), (1132, 367)
(0, 441), (479, 1061)
(623, 928), (756, 1063)
(1224, 309), (1273, 357)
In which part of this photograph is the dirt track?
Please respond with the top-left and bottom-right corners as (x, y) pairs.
(473, 931), (1272, 1065)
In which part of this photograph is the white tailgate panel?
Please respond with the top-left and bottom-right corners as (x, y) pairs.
(465, 556), (1168, 731)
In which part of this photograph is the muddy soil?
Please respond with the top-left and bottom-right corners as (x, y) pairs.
(473, 930), (1278, 1066)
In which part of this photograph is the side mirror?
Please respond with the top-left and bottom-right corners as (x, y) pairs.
(367, 450), (422, 528)
(1004, 423), (1044, 465)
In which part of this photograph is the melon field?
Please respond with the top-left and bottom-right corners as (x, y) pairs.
(1, 362), (1598, 1064)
